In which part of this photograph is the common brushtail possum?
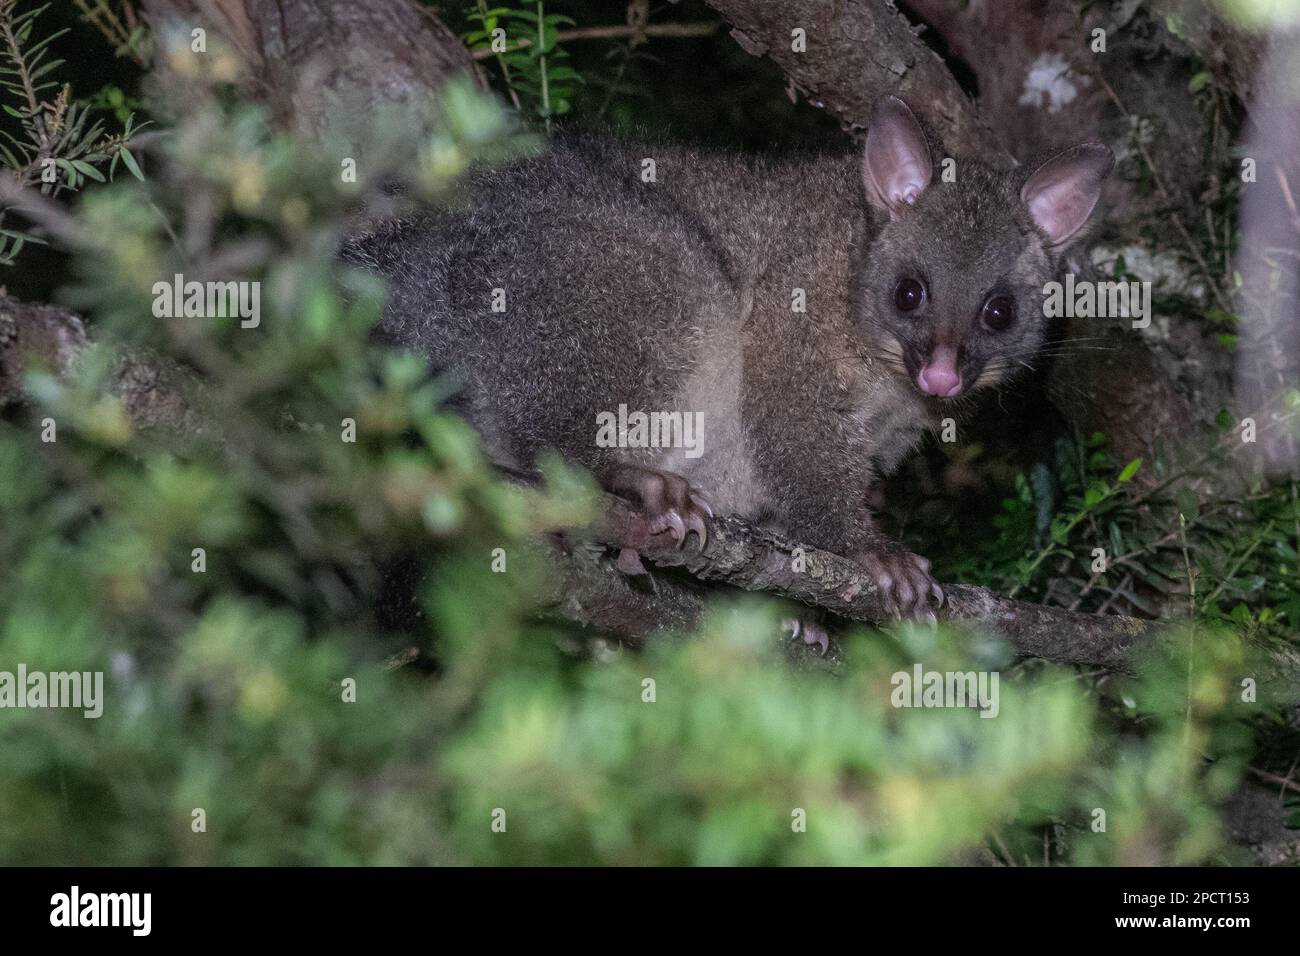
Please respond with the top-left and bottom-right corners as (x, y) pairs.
(343, 96), (1113, 626)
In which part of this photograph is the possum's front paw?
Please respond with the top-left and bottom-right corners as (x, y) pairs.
(603, 464), (714, 551)
(853, 546), (944, 621)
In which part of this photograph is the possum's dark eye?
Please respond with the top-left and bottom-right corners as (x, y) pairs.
(894, 278), (925, 312)
(981, 295), (1015, 331)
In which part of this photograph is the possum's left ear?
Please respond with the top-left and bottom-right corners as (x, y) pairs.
(864, 96), (933, 217)
(1020, 143), (1114, 249)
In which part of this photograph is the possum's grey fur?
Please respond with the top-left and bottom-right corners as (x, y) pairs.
(342, 98), (1111, 613)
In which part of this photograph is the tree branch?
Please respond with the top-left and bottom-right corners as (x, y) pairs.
(470, 22), (721, 59)
(542, 492), (1300, 698)
(582, 493), (1152, 668)
(702, 0), (1005, 160)
(139, 0), (486, 135)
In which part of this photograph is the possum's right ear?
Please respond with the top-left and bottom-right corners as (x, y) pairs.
(864, 96), (933, 217)
(1021, 143), (1114, 249)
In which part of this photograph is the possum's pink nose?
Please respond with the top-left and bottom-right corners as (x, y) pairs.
(918, 350), (962, 398)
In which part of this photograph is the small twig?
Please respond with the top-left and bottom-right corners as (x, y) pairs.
(1178, 513), (1197, 749)
(1201, 522), (1271, 610)
(537, 2), (550, 136)
(475, 0), (522, 111)
(1092, 573), (1134, 617)
(470, 22), (719, 59)
(990, 831), (1017, 867)
(382, 646), (420, 671)
(72, 0), (146, 65)
(1248, 765), (1300, 797)
(1274, 166), (1300, 233)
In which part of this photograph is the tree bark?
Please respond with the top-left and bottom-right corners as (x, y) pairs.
(702, 0), (1004, 160)
(545, 493), (1300, 698)
(139, 0), (485, 136)
(0, 294), (87, 407)
(593, 494), (1155, 666)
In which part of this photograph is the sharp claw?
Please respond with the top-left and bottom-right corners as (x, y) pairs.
(651, 510), (687, 544)
(913, 576), (931, 616)
(689, 492), (714, 518)
(782, 617), (802, 640)
(932, 582), (945, 606)
(686, 512), (708, 550)
(805, 624), (829, 655)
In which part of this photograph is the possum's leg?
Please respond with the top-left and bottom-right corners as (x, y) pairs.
(742, 391), (943, 620)
(602, 463), (715, 551)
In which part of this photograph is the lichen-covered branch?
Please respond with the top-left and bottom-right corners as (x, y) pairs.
(702, 0), (1003, 160)
(139, 0), (486, 135)
(547, 494), (1300, 697)
(0, 294), (87, 407)
(581, 493), (1154, 668)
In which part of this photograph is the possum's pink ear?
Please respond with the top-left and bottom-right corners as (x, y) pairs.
(1021, 143), (1114, 248)
(864, 96), (933, 217)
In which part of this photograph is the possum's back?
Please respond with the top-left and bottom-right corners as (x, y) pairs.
(340, 136), (757, 467)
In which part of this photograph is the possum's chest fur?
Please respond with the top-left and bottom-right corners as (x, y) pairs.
(643, 291), (761, 514)
(848, 366), (937, 475)
(649, 299), (937, 518)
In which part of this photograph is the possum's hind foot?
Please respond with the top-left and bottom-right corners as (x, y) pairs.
(603, 464), (714, 552)
(782, 615), (830, 655)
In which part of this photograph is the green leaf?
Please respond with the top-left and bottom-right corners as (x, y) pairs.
(54, 157), (78, 187)
(118, 146), (144, 181)
(1083, 482), (1109, 507)
(545, 66), (582, 83)
(70, 160), (106, 182)
(1117, 458), (1142, 483)
(27, 58), (64, 82)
